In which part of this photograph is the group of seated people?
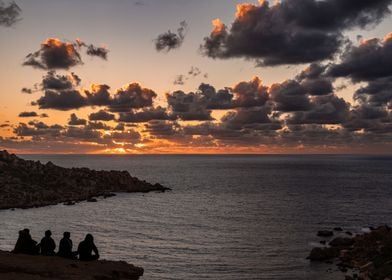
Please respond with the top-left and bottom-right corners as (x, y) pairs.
(13, 229), (100, 261)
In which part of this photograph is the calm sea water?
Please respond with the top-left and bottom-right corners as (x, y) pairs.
(1, 155), (391, 279)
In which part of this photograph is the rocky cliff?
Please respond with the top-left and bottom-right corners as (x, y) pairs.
(0, 150), (170, 209)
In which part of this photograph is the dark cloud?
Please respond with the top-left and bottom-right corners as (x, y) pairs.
(109, 83), (157, 112)
(0, 1), (21, 27)
(155, 21), (187, 52)
(18, 111), (38, 118)
(33, 89), (86, 111)
(68, 113), (87, 126)
(21, 87), (33, 94)
(328, 34), (392, 81)
(173, 75), (186, 85)
(42, 71), (79, 90)
(14, 122), (62, 137)
(287, 94), (350, 125)
(86, 44), (109, 60)
(144, 120), (180, 137)
(23, 38), (83, 70)
(89, 110), (115, 121)
(232, 77), (269, 107)
(166, 90), (213, 121)
(270, 80), (310, 112)
(85, 84), (112, 106)
(198, 83), (233, 109)
(188, 66), (201, 77)
(201, 0), (392, 65)
(86, 121), (111, 130)
(118, 107), (173, 123)
(354, 77), (392, 107)
(63, 126), (102, 140)
(40, 113), (49, 118)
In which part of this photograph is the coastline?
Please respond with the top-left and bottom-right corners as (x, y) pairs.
(0, 150), (170, 210)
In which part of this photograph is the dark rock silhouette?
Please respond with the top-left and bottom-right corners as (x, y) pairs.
(38, 230), (56, 256)
(77, 234), (99, 261)
(0, 249), (143, 279)
(58, 232), (77, 259)
(317, 230), (334, 237)
(308, 225), (392, 279)
(0, 150), (171, 209)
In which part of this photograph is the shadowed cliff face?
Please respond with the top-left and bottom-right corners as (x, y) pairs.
(0, 150), (170, 209)
(0, 250), (143, 280)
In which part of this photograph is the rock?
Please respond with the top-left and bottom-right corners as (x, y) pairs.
(334, 227), (343, 231)
(329, 237), (354, 248)
(345, 231), (353, 236)
(317, 230), (334, 237)
(87, 198), (98, 203)
(307, 247), (339, 261)
(0, 150), (170, 210)
(320, 240), (327, 245)
(0, 250), (143, 279)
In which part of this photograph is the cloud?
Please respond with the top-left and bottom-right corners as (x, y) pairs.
(23, 38), (83, 70)
(33, 89), (87, 110)
(155, 21), (187, 52)
(42, 71), (80, 90)
(68, 113), (87, 126)
(0, 1), (21, 27)
(86, 44), (109, 60)
(201, 0), (392, 65)
(118, 107), (173, 123)
(18, 111), (38, 118)
(89, 110), (115, 121)
(109, 83), (157, 112)
(166, 90), (213, 121)
(173, 75), (186, 85)
(85, 84), (112, 106)
(328, 34), (392, 81)
(232, 77), (269, 107)
(21, 87), (33, 94)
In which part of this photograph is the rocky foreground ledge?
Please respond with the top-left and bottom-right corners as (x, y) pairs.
(308, 225), (392, 280)
(0, 150), (170, 209)
(0, 250), (143, 280)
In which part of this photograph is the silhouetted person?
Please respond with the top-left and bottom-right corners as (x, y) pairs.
(58, 232), (77, 259)
(77, 234), (99, 261)
(13, 229), (38, 255)
(38, 230), (56, 256)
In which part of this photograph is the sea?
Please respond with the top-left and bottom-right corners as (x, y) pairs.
(0, 155), (391, 280)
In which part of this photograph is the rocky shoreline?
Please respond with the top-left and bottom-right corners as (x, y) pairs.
(0, 150), (170, 210)
(0, 249), (143, 280)
(308, 225), (392, 280)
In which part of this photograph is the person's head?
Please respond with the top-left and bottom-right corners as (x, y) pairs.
(63, 232), (70, 238)
(23, 228), (30, 234)
(45, 230), (52, 237)
(85, 234), (94, 243)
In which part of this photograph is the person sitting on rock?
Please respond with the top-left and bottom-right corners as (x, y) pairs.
(38, 230), (56, 256)
(77, 234), (100, 261)
(58, 232), (77, 259)
(13, 229), (39, 255)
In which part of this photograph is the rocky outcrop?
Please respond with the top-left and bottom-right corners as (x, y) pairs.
(308, 225), (392, 280)
(0, 250), (143, 280)
(0, 150), (170, 210)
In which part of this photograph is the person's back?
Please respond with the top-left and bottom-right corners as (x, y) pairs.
(39, 230), (56, 256)
(58, 232), (76, 259)
(77, 234), (99, 261)
(14, 229), (38, 255)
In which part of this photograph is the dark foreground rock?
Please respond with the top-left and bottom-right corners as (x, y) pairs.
(0, 250), (143, 280)
(308, 225), (392, 280)
(0, 150), (170, 210)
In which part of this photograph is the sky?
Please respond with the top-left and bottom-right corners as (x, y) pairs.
(0, 0), (391, 154)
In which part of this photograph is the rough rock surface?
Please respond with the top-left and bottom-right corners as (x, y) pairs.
(0, 250), (143, 280)
(0, 150), (170, 209)
(308, 225), (392, 280)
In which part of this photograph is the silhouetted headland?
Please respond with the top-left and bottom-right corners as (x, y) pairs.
(0, 249), (143, 279)
(0, 150), (170, 209)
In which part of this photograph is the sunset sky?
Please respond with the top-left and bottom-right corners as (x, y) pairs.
(0, 0), (391, 154)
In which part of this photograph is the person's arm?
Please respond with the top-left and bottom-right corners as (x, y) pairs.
(92, 244), (99, 257)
